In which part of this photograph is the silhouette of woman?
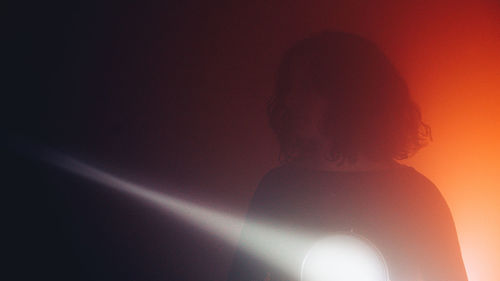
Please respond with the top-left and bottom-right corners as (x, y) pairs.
(227, 31), (468, 281)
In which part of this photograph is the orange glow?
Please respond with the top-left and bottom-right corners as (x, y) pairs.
(381, 2), (500, 280)
(280, 1), (499, 278)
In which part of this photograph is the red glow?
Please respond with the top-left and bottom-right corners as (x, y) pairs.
(296, 1), (500, 280)
(381, 2), (500, 280)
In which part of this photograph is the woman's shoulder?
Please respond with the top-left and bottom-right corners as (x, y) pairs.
(399, 165), (440, 191)
(256, 162), (443, 197)
(258, 162), (431, 184)
(393, 165), (449, 210)
(258, 163), (297, 182)
(253, 164), (294, 194)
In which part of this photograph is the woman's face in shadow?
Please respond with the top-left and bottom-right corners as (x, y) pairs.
(285, 89), (329, 153)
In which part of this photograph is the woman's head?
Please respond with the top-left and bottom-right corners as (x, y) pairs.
(268, 31), (431, 164)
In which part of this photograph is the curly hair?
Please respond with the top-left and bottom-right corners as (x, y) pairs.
(268, 31), (431, 164)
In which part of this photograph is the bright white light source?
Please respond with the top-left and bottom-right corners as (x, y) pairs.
(301, 234), (389, 281)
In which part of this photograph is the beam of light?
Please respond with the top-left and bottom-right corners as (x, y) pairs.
(34, 147), (388, 281)
(38, 149), (315, 279)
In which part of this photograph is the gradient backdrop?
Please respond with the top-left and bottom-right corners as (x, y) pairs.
(6, 1), (499, 280)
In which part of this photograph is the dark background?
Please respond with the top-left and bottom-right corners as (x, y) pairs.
(6, 1), (290, 280)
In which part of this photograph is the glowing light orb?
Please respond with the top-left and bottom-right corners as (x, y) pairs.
(301, 234), (389, 281)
